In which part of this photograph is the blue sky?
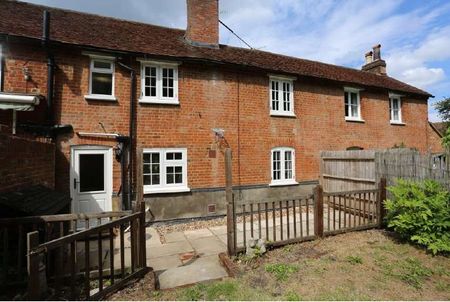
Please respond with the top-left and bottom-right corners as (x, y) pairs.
(23, 0), (450, 121)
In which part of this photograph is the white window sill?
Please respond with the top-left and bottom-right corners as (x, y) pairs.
(144, 186), (190, 194)
(270, 111), (296, 118)
(269, 180), (299, 187)
(139, 98), (179, 105)
(345, 117), (365, 123)
(84, 94), (117, 101)
(390, 121), (405, 125)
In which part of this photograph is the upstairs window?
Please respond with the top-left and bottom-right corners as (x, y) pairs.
(344, 88), (362, 121)
(389, 94), (402, 123)
(143, 148), (189, 194)
(271, 147), (297, 186)
(140, 62), (179, 104)
(270, 76), (294, 116)
(90, 60), (114, 95)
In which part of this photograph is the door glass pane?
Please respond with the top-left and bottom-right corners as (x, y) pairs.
(79, 154), (104, 192)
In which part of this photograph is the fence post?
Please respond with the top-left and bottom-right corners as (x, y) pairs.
(139, 202), (147, 268)
(378, 178), (387, 227)
(225, 148), (236, 256)
(27, 231), (40, 300)
(314, 185), (324, 238)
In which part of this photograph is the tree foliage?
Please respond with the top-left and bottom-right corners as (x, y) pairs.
(435, 97), (450, 123)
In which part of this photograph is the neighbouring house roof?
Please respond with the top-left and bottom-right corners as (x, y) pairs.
(0, 0), (431, 98)
(430, 122), (449, 137)
(0, 185), (71, 218)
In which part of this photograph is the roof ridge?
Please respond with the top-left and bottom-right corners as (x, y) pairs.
(221, 44), (431, 95)
(15, 0), (185, 33)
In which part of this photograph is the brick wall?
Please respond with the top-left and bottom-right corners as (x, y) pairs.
(0, 134), (55, 192)
(0, 40), (442, 210)
(428, 123), (444, 153)
(185, 0), (219, 46)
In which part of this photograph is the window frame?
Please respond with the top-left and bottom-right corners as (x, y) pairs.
(139, 60), (179, 105)
(85, 55), (116, 101)
(142, 148), (189, 194)
(389, 93), (404, 124)
(270, 147), (297, 186)
(269, 75), (295, 117)
(344, 87), (363, 122)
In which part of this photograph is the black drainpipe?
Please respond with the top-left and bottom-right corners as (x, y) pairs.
(42, 10), (55, 125)
(118, 61), (136, 211)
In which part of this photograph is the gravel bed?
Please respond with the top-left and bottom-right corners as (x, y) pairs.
(153, 205), (315, 243)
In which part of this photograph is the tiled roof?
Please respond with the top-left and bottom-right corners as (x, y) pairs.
(0, 0), (431, 97)
(431, 122), (448, 137)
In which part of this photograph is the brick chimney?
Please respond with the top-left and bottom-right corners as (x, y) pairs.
(362, 44), (387, 75)
(185, 0), (219, 48)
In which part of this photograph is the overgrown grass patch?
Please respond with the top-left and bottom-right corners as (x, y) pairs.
(265, 263), (299, 281)
(346, 255), (363, 265)
(110, 230), (450, 301)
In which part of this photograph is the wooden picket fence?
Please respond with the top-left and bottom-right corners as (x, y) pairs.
(0, 211), (131, 292)
(227, 178), (387, 255)
(26, 203), (148, 300)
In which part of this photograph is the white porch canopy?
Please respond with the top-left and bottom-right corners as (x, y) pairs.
(0, 92), (41, 111)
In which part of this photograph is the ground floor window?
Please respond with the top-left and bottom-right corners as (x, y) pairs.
(143, 148), (189, 194)
(271, 147), (297, 185)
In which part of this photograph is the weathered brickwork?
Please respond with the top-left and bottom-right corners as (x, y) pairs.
(0, 134), (55, 192)
(185, 0), (219, 46)
(0, 41), (443, 216)
(428, 123), (444, 152)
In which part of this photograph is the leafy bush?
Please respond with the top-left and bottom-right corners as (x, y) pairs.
(385, 179), (450, 254)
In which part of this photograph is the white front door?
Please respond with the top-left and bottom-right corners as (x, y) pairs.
(71, 146), (113, 218)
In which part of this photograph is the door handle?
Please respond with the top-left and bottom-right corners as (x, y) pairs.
(74, 178), (78, 190)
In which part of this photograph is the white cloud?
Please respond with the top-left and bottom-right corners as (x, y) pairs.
(400, 67), (445, 88)
(386, 25), (450, 89)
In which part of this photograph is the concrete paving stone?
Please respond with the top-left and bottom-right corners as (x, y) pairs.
(158, 255), (228, 290)
(208, 225), (227, 236)
(147, 240), (194, 259)
(189, 236), (226, 256)
(146, 227), (163, 247)
(183, 228), (214, 240)
(148, 254), (183, 271)
(217, 234), (227, 245)
(164, 231), (186, 243)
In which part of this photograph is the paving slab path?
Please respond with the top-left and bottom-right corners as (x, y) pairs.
(146, 225), (228, 289)
(77, 208), (356, 290)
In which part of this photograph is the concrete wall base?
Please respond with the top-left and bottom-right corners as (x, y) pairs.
(144, 181), (318, 221)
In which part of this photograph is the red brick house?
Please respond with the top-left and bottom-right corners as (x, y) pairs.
(0, 0), (442, 220)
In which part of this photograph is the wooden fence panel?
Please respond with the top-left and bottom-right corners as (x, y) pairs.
(321, 149), (450, 192)
(320, 150), (377, 192)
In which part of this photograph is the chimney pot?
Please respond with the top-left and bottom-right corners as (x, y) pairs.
(372, 44), (381, 61)
(365, 51), (373, 64)
(185, 0), (219, 48)
(362, 44), (387, 75)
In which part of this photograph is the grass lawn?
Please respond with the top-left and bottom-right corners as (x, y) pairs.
(111, 229), (450, 301)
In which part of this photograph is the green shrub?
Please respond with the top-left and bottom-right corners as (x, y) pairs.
(385, 179), (450, 254)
